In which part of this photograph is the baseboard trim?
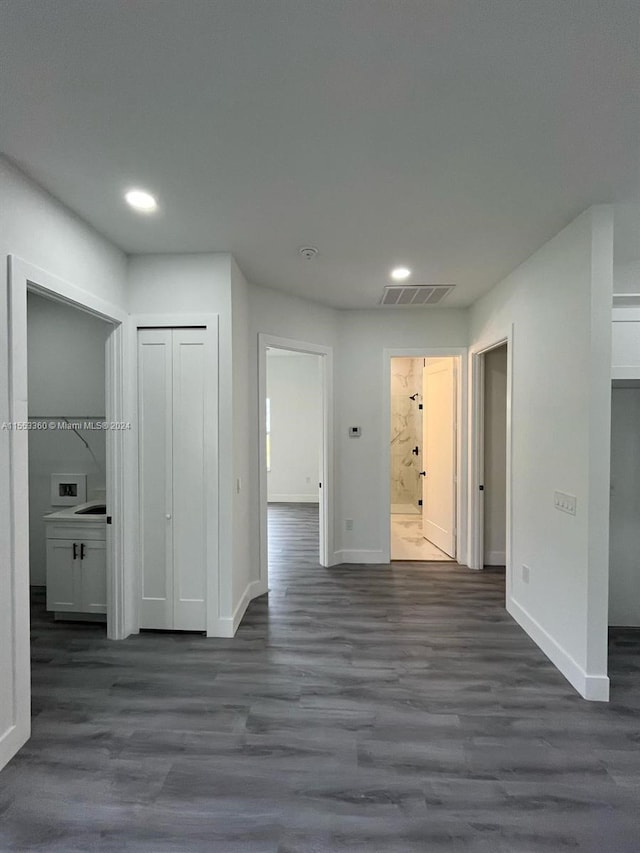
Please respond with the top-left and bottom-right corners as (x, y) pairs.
(484, 550), (506, 566)
(268, 495), (319, 503)
(508, 596), (610, 702)
(333, 549), (387, 565)
(207, 580), (267, 638)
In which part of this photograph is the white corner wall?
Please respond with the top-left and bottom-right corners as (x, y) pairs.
(247, 282), (339, 578)
(27, 293), (110, 584)
(230, 258), (256, 630)
(609, 386), (640, 627)
(0, 157), (127, 771)
(267, 352), (322, 503)
(127, 253), (236, 636)
(469, 206), (614, 701)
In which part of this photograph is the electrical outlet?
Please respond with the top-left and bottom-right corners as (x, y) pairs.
(522, 564), (530, 584)
(345, 519), (354, 531)
(554, 490), (577, 516)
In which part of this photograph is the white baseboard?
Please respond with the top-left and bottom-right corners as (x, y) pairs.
(507, 595), (610, 702)
(207, 580), (267, 638)
(484, 550), (506, 566)
(268, 494), (319, 503)
(333, 549), (387, 565)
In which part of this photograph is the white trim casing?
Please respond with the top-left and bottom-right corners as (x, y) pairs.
(258, 334), (334, 591)
(382, 348), (468, 565)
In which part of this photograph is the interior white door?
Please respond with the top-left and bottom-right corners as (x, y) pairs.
(138, 329), (173, 629)
(422, 358), (457, 557)
(138, 328), (207, 631)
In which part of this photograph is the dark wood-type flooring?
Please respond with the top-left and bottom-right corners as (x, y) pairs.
(1, 502), (639, 851)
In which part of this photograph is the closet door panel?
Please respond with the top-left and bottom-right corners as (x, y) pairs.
(138, 330), (173, 629)
(171, 329), (207, 630)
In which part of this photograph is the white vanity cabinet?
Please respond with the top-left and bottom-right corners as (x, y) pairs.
(44, 502), (107, 615)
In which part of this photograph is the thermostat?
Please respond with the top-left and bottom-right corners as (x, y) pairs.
(348, 426), (361, 438)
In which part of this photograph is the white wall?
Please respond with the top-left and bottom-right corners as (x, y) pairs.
(335, 309), (468, 562)
(483, 344), (507, 565)
(0, 157), (127, 771)
(247, 282), (339, 582)
(267, 352), (321, 503)
(469, 206), (613, 701)
(609, 386), (640, 626)
(230, 258), (254, 624)
(128, 253), (239, 633)
(27, 293), (110, 584)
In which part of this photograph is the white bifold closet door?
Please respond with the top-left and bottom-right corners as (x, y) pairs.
(138, 328), (207, 631)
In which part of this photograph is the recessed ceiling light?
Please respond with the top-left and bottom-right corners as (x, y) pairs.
(390, 266), (412, 282)
(124, 188), (158, 213)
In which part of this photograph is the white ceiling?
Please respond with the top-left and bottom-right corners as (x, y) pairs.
(1, 1), (638, 309)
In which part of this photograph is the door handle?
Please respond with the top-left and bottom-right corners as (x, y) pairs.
(412, 446), (419, 456)
(80, 543), (86, 560)
(419, 471), (427, 477)
(72, 542), (78, 560)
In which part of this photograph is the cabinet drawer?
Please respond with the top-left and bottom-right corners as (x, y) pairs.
(45, 523), (106, 541)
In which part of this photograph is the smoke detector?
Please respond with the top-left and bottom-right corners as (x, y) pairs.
(379, 284), (455, 306)
(298, 246), (318, 260)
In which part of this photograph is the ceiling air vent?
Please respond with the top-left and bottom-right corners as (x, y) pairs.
(379, 284), (455, 306)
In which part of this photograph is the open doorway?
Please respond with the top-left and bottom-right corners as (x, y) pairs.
(265, 347), (323, 578)
(258, 335), (332, 591)
(481, 344), (507, 569)
(608, 382), (640, 683)
(470, 338), (510, 575)
(389, 356), (457, 562)
(27, 293), (111, 634)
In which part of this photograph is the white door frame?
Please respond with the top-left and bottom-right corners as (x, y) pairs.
(383, 348), (468, 564)
(4, 256), (128, 769)
(131, 315), (219, 637)
(258, 334), (333, 586)
(468, 329), (513, 594)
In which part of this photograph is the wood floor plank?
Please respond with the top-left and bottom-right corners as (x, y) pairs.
(0, 503), (638, 851)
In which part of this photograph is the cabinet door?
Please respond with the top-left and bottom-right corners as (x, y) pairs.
(79, 540), (107, 613)
(172, 329), (207, 630)
(138, 329), (173, 629)
(46, 540), (82, 612)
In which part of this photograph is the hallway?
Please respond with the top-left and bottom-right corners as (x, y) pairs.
(0, 504), (638, 851)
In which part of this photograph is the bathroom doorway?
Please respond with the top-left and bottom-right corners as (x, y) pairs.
(390, 356), (458, 562)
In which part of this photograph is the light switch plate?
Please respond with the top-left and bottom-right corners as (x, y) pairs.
(554, 490), (577, 515)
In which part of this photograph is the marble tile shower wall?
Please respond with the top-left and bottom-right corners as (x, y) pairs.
(390, 358), (423, 511)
